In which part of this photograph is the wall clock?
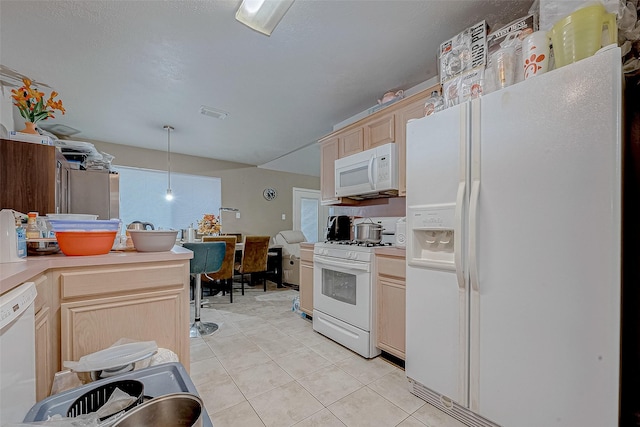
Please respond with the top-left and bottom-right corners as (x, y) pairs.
(263, 187), (277, 201)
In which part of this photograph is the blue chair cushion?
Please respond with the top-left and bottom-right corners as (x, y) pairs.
(183, 242), (226, 275)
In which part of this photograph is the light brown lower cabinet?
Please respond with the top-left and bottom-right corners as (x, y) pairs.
(29, 258), (190, 399)
(299, 245), (314, 317)
(35, 305), (53, 401)
(376, 253), (406, 360)
(56, 261), (190, 365)
(33, 273), (56, 401)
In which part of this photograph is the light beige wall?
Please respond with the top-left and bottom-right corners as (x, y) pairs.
(91, 141), (320, 238)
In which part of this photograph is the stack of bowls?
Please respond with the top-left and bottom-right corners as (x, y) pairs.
(49, 219), (121, 256)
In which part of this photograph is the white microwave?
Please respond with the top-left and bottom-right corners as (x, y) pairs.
(334, 143), (399, 199)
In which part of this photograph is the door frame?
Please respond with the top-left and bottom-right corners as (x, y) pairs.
(292, 187), (327, 242)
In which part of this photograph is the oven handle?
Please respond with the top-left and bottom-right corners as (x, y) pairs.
(314, 255), (370, 272)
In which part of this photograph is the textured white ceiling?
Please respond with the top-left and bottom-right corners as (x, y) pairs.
(0, 0), (533, 176)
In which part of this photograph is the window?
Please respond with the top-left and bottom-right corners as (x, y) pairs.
(116, 165), (221, 231)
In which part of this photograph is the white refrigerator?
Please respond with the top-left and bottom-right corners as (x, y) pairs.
(405, 46), (622, 427)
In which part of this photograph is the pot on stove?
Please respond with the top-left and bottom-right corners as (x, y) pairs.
(354, 219), (383, 243)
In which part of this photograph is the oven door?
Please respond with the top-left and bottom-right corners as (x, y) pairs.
(313, 254), (371, 331)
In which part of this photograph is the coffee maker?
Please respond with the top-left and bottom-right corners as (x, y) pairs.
(326, 215), (352, 241)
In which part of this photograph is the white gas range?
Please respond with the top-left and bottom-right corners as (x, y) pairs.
(312, 217), (401, 358)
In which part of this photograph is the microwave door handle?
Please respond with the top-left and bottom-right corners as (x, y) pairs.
(368, 155), (376, 190)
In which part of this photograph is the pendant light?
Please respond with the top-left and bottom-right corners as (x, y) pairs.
(164, 125), (174, 201)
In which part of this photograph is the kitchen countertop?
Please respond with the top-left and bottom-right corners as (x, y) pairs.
(374, 246), (406, 257)
(0, 246), (193, 295)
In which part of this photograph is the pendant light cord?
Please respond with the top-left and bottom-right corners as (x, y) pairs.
(164, 125), (174, 199)
(165, 125), (173, 188)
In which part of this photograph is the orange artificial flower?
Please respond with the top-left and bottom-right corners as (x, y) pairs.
(11, 77), (65, 124)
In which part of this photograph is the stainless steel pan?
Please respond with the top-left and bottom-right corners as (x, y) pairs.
(354, 219), (383, 243)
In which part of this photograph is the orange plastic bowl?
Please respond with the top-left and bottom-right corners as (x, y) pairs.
(55, 231), (117, 256)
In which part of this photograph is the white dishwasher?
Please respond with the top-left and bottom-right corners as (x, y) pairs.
(0, 281), (37, 425)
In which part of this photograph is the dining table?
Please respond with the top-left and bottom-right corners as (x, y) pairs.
(177, 240), (283, 287)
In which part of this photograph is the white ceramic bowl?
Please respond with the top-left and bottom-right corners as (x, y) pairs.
(129, 230), (178, 252)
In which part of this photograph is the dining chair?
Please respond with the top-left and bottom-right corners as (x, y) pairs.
(201, 235), (237, 303)
(182, 241), (225, 337)
(234, 235), (271, 294)
(223, 232), (243, 242)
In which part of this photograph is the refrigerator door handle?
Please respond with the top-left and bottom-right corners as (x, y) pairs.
(368, 155), (376, 190)
(454, 181), (466, 290)
(469, 179), (480, 292)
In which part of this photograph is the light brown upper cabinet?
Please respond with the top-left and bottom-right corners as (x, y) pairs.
(318, 84), (440, 206)
(395, 97), (431, 196)
(338, 127), (364, 158)
(364, 111), (395, 150)
(320, 137), (340, 204)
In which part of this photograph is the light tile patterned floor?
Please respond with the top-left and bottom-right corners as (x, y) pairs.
(190, 284), (465, 427)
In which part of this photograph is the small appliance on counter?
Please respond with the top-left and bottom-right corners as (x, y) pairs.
(326, 215), (352, 241)
(0, 209), (26, 263)
(395, 217), (407, 247)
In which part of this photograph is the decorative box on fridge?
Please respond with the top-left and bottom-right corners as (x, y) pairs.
(439, 20), (488, 108)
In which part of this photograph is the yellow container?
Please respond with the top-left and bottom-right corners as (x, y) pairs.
(549, 3), (617, 68)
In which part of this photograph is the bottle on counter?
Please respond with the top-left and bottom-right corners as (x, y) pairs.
(26, 212), (40, 239)
(424, 90), (444, 117)
(16, 217), (27, 258)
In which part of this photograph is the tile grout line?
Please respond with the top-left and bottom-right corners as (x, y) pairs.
(191, 288), (429, 427)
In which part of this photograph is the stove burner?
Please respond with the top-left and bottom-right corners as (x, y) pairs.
(323, 240), (393, 247)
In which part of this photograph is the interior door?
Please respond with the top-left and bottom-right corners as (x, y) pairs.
(470, 48), (621, 426)
(293, 188), (327, 242)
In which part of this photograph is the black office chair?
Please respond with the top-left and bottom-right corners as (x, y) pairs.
(183, 241), (225, 337)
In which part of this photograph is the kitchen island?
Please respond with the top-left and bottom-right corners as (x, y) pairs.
(0, 246), (193, 400)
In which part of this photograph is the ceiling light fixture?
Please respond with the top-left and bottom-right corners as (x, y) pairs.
(199, 105), (229, 120)
(235, 0), (295, 36)
(164, 125), (174, 201)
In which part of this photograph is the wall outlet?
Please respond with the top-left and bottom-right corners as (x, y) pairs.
(281, 213), (286, 220)
(235, 212), (241, 219)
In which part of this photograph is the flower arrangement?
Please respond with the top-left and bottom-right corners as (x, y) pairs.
(197, 214), (221, 235)
(11, 78), (65, 124)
